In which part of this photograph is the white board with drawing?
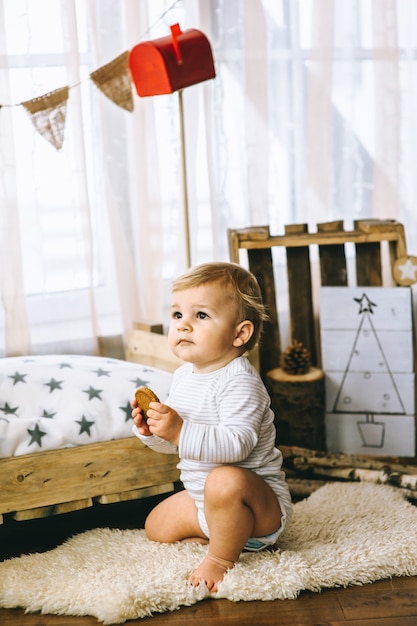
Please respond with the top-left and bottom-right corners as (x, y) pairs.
(320, 287), (415, 456)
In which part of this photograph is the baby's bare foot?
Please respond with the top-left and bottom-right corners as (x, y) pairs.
(188, 553), (235, 592)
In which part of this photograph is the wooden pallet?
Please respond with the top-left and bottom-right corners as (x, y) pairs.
(228, 219), (409, 381)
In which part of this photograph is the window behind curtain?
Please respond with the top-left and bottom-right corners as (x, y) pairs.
(206, 0), (417, 254)
(0, 0), (127, 352)
(1, 0), (417, 355)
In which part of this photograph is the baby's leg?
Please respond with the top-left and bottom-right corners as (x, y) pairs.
(144, 489), (207, 543)
(188, 466), (282, 592)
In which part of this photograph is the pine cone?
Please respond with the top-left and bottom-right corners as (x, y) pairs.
(281, 340), (311, 375)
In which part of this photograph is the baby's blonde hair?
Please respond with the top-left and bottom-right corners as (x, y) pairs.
(172, 261), (268, 352)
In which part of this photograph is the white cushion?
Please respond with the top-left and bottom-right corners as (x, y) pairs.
(0, 355), (172, 457)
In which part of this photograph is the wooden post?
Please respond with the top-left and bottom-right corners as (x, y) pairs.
(267, 366), (326, 450)
(178, 89), (191, 268)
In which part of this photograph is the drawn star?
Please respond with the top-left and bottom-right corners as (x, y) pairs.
(354, 293), (377, 314)
(93, 368), (111, 377)
(397, 257), (417, 281)
(44, 378), (64, 393)
(41, 409), (56, 419)
(76, 415), (95, 435)
(58, 362), (72, 369)
(120, 401), (134, 422)
(83, 386), (103, 401)
(9, 371), (27, 385)
(27, 423), (47, 447)
(1, 402), (19, 415)
(131, 376), (150, 387)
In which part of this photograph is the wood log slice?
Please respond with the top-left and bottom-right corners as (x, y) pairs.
(267, 366), (326, 450)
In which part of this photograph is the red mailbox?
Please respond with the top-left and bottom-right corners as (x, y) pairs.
(129, 23), (216, 96)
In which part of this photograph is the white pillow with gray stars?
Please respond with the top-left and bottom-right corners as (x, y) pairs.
(0, 355), (172, 458)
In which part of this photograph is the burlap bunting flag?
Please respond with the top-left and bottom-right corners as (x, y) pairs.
(21, 86), (69, 150)
(90, 51), (134, 112)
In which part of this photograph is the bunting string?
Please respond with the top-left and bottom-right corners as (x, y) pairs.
(0, 1), (180, 151)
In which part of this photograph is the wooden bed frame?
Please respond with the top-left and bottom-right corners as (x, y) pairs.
(0, 328), (182, 525)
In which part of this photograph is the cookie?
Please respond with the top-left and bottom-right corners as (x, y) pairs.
(135, 386), (160, 420)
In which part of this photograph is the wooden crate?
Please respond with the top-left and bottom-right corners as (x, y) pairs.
(228, 219), (409, 382)
(124, 326), (183, 373)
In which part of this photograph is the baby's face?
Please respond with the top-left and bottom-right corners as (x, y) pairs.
(168, 282), (241, 373)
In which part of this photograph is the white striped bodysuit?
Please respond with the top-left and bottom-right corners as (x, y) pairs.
(133, 356), (293, 540)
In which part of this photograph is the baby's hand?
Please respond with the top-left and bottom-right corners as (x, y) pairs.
(131, 398), (152, 437)
(145, 402), (183, 446)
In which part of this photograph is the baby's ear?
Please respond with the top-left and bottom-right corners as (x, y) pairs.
(233, 320), (254, 347)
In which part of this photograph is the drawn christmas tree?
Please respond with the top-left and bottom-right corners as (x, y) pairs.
(332, 293), (406, 448)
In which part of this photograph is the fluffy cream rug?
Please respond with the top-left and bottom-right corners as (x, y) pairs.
(1, 482), (417, 624)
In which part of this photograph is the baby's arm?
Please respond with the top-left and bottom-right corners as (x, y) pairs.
(179, 375), (268, 464)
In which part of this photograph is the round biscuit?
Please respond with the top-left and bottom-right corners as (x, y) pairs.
(135, 387), (160, 419)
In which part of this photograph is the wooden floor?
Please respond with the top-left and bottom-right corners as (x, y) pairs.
(1, 493), (417, 626)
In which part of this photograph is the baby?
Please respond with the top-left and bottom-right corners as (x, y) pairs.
(132, 261), (292, 592)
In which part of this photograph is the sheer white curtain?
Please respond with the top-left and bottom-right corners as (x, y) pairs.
(1, 0), (416, 357)
(201, 0), (417, 233)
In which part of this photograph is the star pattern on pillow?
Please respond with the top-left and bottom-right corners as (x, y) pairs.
(120, 401), (134, 422)
(0, 355), (173, 457)
(76, 415), (95, 435)
(1, 402), (19, 415)
(44, 378), (64, 393)
(9, 371), (27, 385)
(83, 386), (104, 401)
(28, 423), (47, 447)
(131, 376), (150, 387)
(94, 368), (111, 377)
